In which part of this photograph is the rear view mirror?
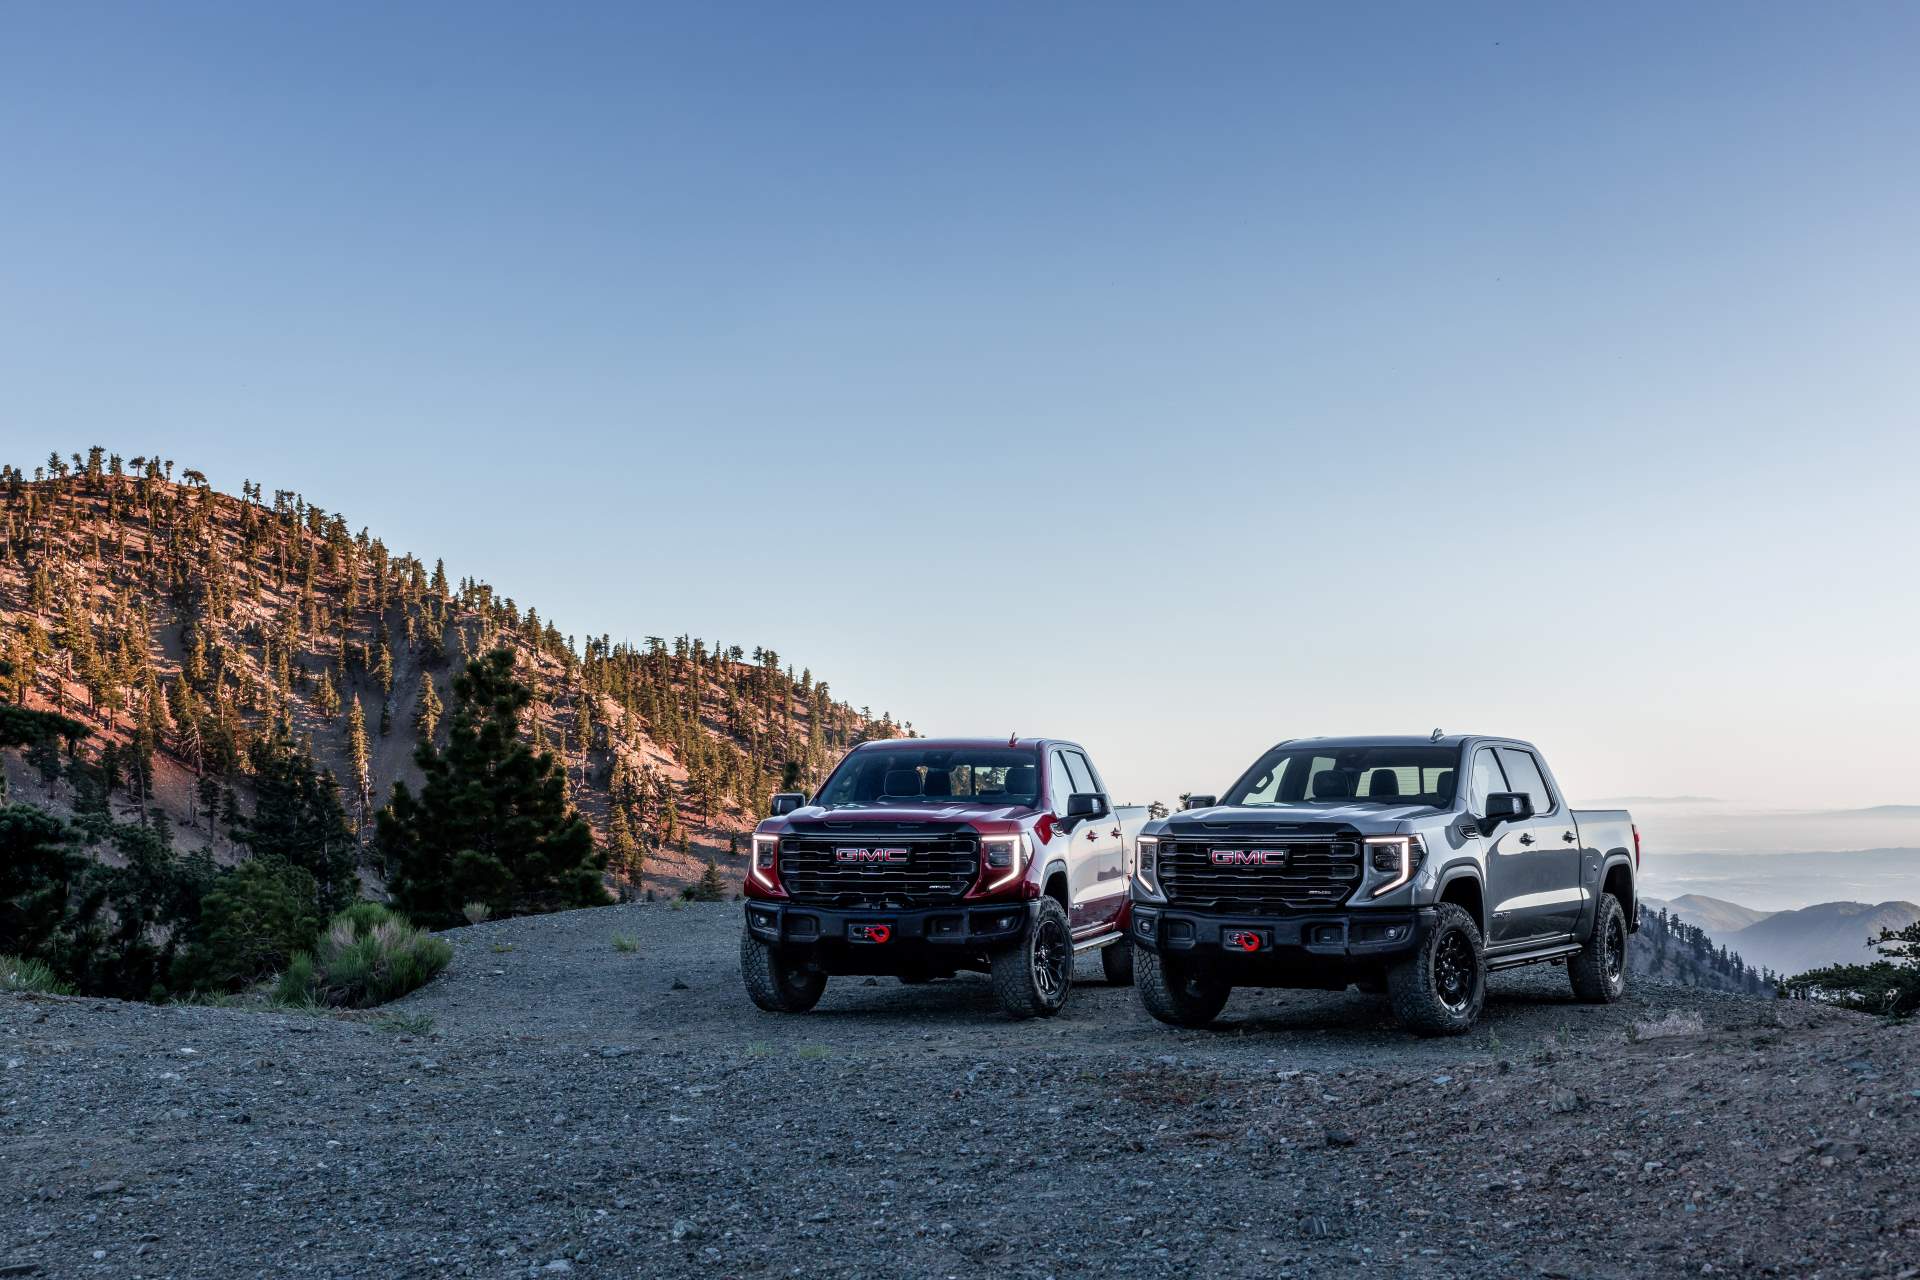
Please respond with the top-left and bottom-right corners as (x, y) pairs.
(1482, 792), (1533, 827)
(1065, 792), (1108, 820)
(769, 792), (807, 817)
(1183, 794), (1218, 811)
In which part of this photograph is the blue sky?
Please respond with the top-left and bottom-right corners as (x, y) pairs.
(4, 3), (1917, 809)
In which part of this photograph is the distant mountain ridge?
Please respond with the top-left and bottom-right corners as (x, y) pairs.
(1647, 892), (1920, 979)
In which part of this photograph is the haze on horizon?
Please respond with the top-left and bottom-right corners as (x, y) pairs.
(4, 3), (1917, 812)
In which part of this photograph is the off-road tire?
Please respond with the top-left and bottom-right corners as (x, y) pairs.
(1135, 947), (1230, 1028)
(1387, 904), (1486, 1036)
(989, 898), (1073, 1020)
(1101, 939), (1136, 986)
(1568, 893), (1630, 1004)
(740, 930), (827, 1013)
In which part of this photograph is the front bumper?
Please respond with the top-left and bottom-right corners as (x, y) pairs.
(744, 898), (1033, 970)
(1128, 902), (1430, 980)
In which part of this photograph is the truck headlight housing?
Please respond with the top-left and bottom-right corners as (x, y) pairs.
(981, 834), (1029, 891)
(1365, 835), (1426, 897)
(1133, 836), (1166, 901)
(750, 834), (780, 890)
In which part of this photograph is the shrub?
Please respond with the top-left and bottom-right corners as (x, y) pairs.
(178, 859), (323, 991)
(1783, 919), (1920, 1018)
(611, 933), (638, 953)
(0, 954), (75, 995)
(682, 859), (727, 902)
(462, 902), (489, 926)
(275, 904), (451, 1009)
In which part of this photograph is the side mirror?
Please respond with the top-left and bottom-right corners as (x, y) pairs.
(1482, 792), (1534, 828)
(1066, 792), (1108, 820)
(769, 792), (807, 817)
(1182, 794), (1218, 811)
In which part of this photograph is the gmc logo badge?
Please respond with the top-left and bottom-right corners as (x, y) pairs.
(837, 847), (909, 864)
(1210, 848), (1287, 867)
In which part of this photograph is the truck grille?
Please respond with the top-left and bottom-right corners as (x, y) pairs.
(1160, 837), (1362, 911)
(778, 834), (980, 907)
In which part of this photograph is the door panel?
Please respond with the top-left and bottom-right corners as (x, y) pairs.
(1062, 750), (1125, 932)
(1486, 747), (1582, 944)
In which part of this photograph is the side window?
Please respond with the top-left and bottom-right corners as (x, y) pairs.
(1469, 749), (1509, 815)
(1495, 748), (1554, 815)
(1048, 751), (1077, 815)
(1064, 750), (1099, 796)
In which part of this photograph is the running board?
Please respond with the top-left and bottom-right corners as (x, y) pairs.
(1072, 929), (1125, 954)
(1486, 942), (1581, 971)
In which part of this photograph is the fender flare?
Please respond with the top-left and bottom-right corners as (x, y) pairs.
(1041, 858), (1071, 908)
(1597, 852), (1637, 928)
(1433, 865), (1488, 937)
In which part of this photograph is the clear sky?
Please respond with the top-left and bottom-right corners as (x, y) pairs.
(4, 3), (1917, 810)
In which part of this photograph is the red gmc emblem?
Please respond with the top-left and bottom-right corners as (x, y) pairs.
(1210, 848), (1287, 867)
(837, 847), (910, 863)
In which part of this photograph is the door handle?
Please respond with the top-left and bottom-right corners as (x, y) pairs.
(1518, 833), (1535, 846)
(1109, 827), (1122, 838)
(1562, 831), (1577, 843)
(1085, 830), (1097, 842)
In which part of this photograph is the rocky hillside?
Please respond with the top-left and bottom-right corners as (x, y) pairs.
(1631, 903), (1778, 994)
(0, 448), (906, 893)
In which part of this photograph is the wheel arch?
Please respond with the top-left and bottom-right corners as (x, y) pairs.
(1435, 868), (1487, 937)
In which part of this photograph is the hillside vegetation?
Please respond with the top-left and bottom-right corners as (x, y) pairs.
(0, 447), (906, 896)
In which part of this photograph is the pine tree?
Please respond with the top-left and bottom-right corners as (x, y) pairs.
(379, 649), (608, 928)
(415, 673), (443, 741)
(605, 801), (640, 881)
(345, 695), (373, 825)
(233, 728), (358, 913)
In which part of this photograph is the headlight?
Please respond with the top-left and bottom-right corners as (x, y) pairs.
(1133, 836), (1165, 901)
(750, 834), (779, 889)
(982, 835), (1028, 890)
(1365, 835), (1426, 897)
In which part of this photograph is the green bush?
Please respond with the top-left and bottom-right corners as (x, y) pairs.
(275, 904), (452, 1009)
(177, 859), (323, 992)
(0, 954), (75, 995)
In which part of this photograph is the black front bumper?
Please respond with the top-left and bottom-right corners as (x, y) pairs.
(744, 898), (1033, 973)
(1128, 902), (1432, 985)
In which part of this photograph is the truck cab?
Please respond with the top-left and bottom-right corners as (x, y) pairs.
(1128, 734), (1638, 1035)
(741, 737), (1148, 1019)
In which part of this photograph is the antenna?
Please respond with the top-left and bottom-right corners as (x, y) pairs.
(1430, 727), (1444, 742)
(1008, 731), (1019, 747)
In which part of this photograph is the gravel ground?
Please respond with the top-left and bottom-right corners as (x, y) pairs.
(4, 901), (1917, 1279)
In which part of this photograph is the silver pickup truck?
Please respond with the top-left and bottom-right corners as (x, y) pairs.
(1127, 735), (1638, 1035)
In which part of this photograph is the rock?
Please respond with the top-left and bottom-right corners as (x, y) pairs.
(541, 1261), (572, 1274)
(670, 979), (690, 991)
(671, 1219), (698, 1242)
(89, 1180), (127, 1197)
(1548, 1088), (1583, 1114)
(1323, 1130), (1355, 1148)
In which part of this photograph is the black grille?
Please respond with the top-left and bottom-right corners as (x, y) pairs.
(778, 833), (980, 907)
(1160, 836), (1362, 911)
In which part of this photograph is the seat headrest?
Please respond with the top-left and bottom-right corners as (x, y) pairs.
(1311, 769), (1351, 799)
(881, 769), (921, 797)
(1431, 769), (1456, 802)
(1367, 769), (1400, 798)
(1003, 765), (1037, 798)
(922, 769), (952, 798)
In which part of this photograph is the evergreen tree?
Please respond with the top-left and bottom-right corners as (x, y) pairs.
(415, 673), (443, 740)
(605, 801), (640, 881)
(379, 649), (608, 928)
(345, 695), (373, 824)
(233, 729), (359, 913)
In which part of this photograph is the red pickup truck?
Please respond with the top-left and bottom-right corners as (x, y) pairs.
(740, 737), (1148, 1019)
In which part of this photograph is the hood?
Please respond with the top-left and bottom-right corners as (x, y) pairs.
(1166, 802), (1449, 831)
(778, 802), (1040, 828)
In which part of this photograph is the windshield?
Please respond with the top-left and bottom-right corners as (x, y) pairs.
(816, 747), (1041, 809)
(1223, 745), (1462, 808)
